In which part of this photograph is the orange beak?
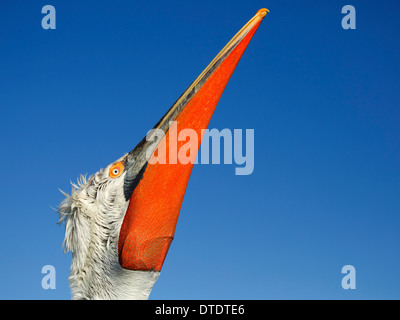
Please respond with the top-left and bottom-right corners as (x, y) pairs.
(118, 9), (269, 271)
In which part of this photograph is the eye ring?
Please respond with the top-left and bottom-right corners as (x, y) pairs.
(109, 162), (124, 178)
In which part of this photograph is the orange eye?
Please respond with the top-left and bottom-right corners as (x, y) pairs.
(109, 162), (124, 178)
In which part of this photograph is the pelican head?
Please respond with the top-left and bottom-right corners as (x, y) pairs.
(58, 155), (158, 300)
(57, 9), (268, 300)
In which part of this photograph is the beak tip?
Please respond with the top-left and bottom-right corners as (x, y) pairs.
(257, 8), (269, 18)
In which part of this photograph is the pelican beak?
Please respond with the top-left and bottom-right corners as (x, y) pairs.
(118, 9), (268, 271)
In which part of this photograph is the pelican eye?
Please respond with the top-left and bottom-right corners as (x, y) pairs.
(109, 162), (124, 178)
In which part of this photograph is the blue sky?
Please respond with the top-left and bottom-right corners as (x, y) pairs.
(0, 0), (399, 299)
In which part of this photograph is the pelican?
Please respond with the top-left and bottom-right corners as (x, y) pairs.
(57, 9), (268, 300)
